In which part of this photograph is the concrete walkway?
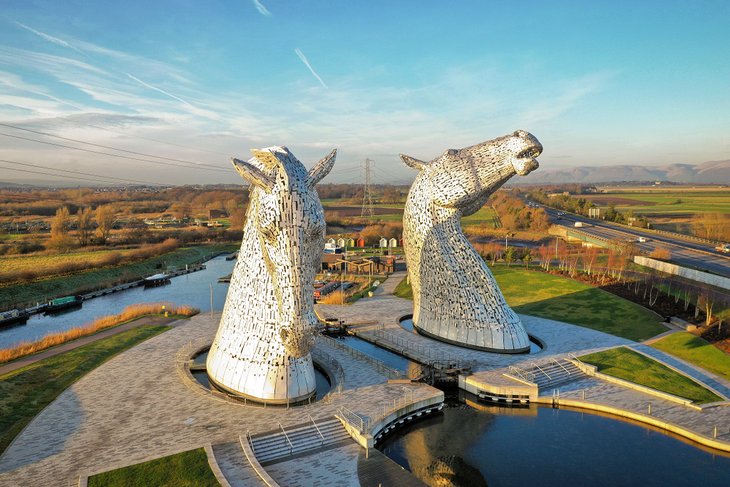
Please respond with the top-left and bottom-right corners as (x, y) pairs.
(628, 344), (730, 400)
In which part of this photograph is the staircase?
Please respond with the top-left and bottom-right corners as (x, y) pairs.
(509, 359), (584, 391)
(248, 417), (352, 465)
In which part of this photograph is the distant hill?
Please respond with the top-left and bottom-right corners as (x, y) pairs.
(518, 160), (730, 184)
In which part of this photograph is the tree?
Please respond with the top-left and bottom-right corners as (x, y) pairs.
(504, 246), (515, 267)
(523, 248), (533, 269)
(76, 207), (93, 246)
(51, 206), (70, 238)
(95, 204), (116, 243)
(49, 206), (73, 251)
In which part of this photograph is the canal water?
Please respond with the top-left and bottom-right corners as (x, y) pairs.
(379, 397), (730, 487)
(0, 255), (235, 348)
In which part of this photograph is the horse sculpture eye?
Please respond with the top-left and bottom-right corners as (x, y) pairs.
(259, 225), (279, 242)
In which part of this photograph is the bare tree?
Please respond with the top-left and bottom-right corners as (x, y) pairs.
(76, 207), (93, 246)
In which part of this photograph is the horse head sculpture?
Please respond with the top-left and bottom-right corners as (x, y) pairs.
(207, 146), (335, 403)
(401, 131), (542, 353)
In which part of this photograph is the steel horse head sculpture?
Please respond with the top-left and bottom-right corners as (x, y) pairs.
(401, 130), (542, 353)
(207, 146), (336, 403)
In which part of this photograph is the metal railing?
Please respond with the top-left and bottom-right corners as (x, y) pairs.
(531, 362), (552, 381)
(375, 390), (415, 422)
(508, 365), (535, 383)
(247, 430), (255, 455)
(278, 423), (294, 456)
(318, 335), (404, 380)
(552, 358), (572, 375)
(309, 415), (325, 446)
(367, 328), (473, 368)
(311, 348), (345, 396)
(337, 406), (370, 433)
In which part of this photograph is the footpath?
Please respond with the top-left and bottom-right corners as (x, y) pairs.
(0, 315), (179, 376)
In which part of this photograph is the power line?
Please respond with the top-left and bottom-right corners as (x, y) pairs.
(60, 118), (233, 157)
(0, 164), (153, 186)
(0, 122), (223, 168)
(0, 132), (230, 173)
(0, 159), (162, 186)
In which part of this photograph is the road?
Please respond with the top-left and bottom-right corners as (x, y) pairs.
(542, 207), (730, 278)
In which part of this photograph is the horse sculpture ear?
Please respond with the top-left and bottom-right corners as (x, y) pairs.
(307, 149), (337, 188)
(400, 154), (427, 171)
(232, 157), (274, 191)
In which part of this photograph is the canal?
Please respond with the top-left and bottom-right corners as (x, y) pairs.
(0, 255), (235, 348)
(379, 395), (730, 487)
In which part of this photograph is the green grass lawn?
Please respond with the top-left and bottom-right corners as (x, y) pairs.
(584, 191), (730, 215)
(88, 448), (219, 487)
(650, 332), (730, 381)
(393, 266), (664, 341)
(0, 244), (236, 309)
(491, 266), (665, 341)
(394, 276), (413, 300)
(0, 325), (170, 455)
(579, 347), (722, 404)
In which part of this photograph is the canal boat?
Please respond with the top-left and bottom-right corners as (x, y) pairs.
(143, 273), (171, 287)
(45, 295), (83, 313)
(0, 309), (30, 328)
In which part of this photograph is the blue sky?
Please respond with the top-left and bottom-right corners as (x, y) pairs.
(0, 1), (728, 185)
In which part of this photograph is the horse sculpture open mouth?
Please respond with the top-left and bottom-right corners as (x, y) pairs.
(513, 140), (542, 176)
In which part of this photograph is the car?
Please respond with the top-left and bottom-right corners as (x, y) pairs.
(636, 237), (648, 243)
(716, 243), (730, 253)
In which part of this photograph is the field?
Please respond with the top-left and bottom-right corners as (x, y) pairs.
(584, 187), (730, 216)
(0, 325), (170, 455)
(322, 201), (498, 227)
(394, 266), (665, 341)
(87, 448), (219, 487)
(0, 248), (138, 275)
(579, 347), (722, 404)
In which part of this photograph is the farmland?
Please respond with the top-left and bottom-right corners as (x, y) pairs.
(583, 187), (730, 216)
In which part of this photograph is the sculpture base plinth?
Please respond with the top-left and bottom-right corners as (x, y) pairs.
(412, 322), (530, 354)
(207, 373), (316, 405)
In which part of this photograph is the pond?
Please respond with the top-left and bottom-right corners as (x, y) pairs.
(378, 395), (730, 487)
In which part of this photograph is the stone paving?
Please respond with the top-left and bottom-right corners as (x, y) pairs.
(265, 443), (361, 487)
(0, 312), (440, 487)
(549, 377), (730, 443)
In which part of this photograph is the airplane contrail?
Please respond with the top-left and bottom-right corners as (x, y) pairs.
(294, 48), (328, 89)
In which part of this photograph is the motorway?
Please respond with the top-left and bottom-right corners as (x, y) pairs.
(541, 207), (730, 278)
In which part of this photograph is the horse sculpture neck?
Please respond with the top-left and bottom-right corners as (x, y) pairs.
(206, 146), (335, 404)
(401, 131), (541, 353)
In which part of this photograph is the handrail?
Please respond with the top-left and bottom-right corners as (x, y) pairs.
(337, 406), (369, 433)
(553, 358), (572, 375)
(309, 415), (325, 446)
(278, 423), (294, 455)
(319, 335), (403, 380)
(532, 362), (552, 380)
(247, 430), (255, 455)
(508, 365), (535, 383)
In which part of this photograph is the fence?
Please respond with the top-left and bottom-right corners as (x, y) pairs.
(317, 335), (404, 380)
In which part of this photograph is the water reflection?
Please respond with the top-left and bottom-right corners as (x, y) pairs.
(379, 395), (730, 487)
(0, 256), (235, 348)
